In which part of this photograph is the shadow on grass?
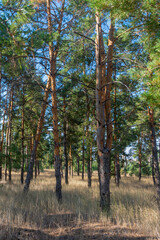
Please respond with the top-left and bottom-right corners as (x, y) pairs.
(0, 224), (154, 240)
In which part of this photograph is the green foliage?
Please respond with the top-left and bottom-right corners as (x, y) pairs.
(0, 0), (159, 182)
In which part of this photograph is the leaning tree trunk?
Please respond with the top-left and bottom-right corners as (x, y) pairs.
(24, 0), (65, 194)
(24, 77), (51, 192)
(148, 107), (160, 207)
(151, 155), (156, 185)
(95, 12), (114, 210)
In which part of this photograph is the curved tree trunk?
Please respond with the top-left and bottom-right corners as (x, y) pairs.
(24, 0), (65, 194)
(24, 77), (51, 192)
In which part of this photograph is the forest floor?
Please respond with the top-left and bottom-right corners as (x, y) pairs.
(0, 170), (159, 240)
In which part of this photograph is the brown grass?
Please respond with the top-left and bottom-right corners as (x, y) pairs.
(0, 170), (159, 239)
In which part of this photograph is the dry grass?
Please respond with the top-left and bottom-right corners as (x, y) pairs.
(0, 170), (159, 239)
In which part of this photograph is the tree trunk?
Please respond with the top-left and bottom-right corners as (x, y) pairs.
(86, 93), (91, 187)
(30, 133), (34, 180)
(151, 155), (156, 185)
(114, 84), (120, 186)
(138, 136), (142, 181)
(5, 127), (9, 181)
(47, 0), (65, 202)
(24, 77), (51, 192)
(0, 96), (8, 180)
(69, 144), (73, 177)
(77, 154), (80, 176)
(148, 107), (160, 207)
(26, 144), (29, 171)
(95, 13), (114, 210)
(59, 143), (63, 178)
(21, 86), (25, 184)
(115, 155), (120, 186)
(90, 143), (93, 177)
(104, 16), (114, 208)
(82, 134), (85, 180)
(8, 87), (13, 183)
(35, 154), (37, 178)
(63, 97), (68, 184)
(38, 160), (40, 175)
(24, 0), (65, 197)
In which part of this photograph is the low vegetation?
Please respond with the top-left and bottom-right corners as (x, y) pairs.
(0, 170), (159, 239)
